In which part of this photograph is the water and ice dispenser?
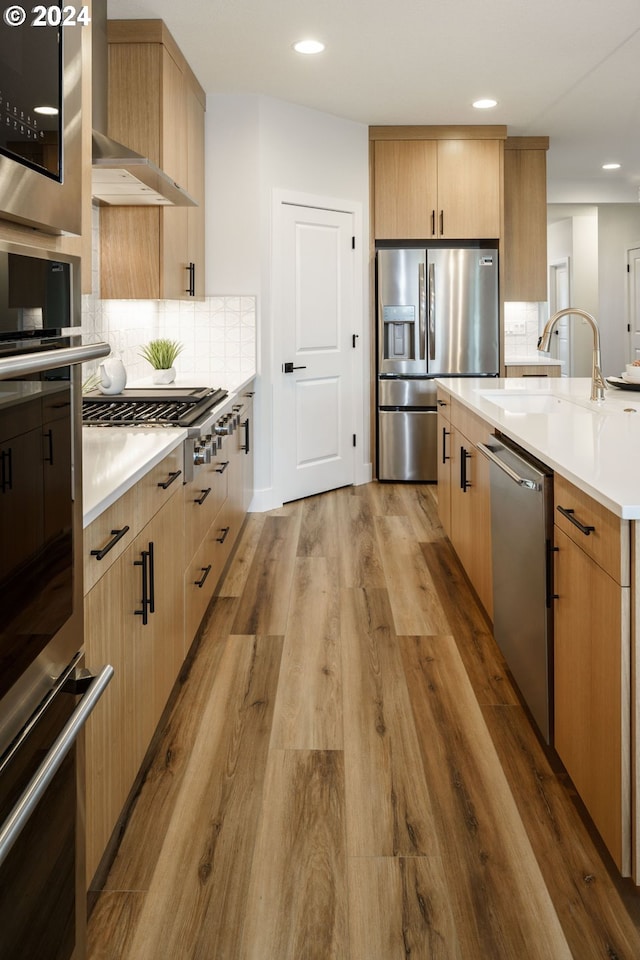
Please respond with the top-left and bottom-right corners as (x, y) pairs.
(382, 305), (416, 361)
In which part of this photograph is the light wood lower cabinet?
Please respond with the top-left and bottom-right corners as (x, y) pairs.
(436, 390), (493, 618)
(436, 399), (452, 540)
(83, 388), (254, 885)
(553, 477), (631, 876)
(504, 364), (561, 378)
(84, 482), (184, 885)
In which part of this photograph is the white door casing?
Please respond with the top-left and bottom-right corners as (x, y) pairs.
(627, 246), (640, 362)
(274, 198), (359, 504)
(548, 258), (571, 376)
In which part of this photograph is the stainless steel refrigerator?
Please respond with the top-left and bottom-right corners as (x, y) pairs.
(377, 245), (499, 481)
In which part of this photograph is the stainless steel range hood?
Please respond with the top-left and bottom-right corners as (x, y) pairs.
(91, 131), (196, 207)
(91, 1), (196, 208)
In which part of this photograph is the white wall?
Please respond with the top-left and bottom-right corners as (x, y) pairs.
(548, 204), (640, 377)
(205, 94), (370, 509)
(547, 211), (599, 376)
(598, 204), (640, 374)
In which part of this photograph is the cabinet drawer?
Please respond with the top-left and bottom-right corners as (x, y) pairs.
(183, 460), (228, 561)
(436, 388), (452, 420)
(554, 475), (630, 586)
(84, 487), (136, 593)
(184, 499), (236, 641)
(136, 445), (184, 529)
(451, 399), (491, 448)
(504, 364), (561, 378)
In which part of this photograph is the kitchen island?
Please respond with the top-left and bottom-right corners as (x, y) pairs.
(436, 375), (639, 883)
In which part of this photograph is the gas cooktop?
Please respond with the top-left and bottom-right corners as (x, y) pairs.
(82, 386), (228, 428)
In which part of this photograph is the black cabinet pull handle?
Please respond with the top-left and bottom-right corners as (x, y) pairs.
(185, 261), (195, 297)
(460, 446), (471, 492)
(241, 417), (250, 454)
(157, 470), (182, 489)
(557, 505), (595, 536)
(440, 210), (444, 235)
(431, 210), (435, 236)
(148, 541), (155, 614)
(0, 448), (12, 493)
(91, 526), (130, 561)
(194, 487), (211, 505)
(215, 460), (229, 474)
(442, 427), (450, 464)
(194, 565), (212, 588)
(134, 548), (150, 625)
(216, 526), (230, 544)
(44, 428), (54, 465)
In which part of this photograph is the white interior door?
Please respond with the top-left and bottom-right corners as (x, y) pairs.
(278, 202), (356, 503)
(548, 259), (571, 375)
(627, 246), (640, 362)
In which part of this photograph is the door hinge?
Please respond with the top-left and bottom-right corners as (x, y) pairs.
(352, 333), (359, 348)
(352, 236), (356, 250)
(353, 434), (357, 447)
(628, 264), (631, 272)
(628, 323), (632, 333)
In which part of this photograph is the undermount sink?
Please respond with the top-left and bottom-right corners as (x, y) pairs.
(477, 391), (583, 414)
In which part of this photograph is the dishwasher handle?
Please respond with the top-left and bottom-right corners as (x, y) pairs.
(477, 442), (541, 491)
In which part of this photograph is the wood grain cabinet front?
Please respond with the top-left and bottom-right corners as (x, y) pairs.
(552, 475), (631, 875)
(503, 138), (549, 301)
(448, 424), (493, 619)
(436, 392), (452, 540)
(84, 460), (185, 886)
(100, 20), (206, 300)
(373, 137), (502, 241)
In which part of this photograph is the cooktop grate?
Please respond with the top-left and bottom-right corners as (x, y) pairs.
(82, 386), (228, 427)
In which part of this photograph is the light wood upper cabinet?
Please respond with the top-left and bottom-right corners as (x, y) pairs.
(372, 130), (504, 241)
(436, 139), (502, 239)
(186, 84), (206, 299)
(503, 138), (549, 301)
(374, 140), (438, 239)
(100, 20), (205, 300)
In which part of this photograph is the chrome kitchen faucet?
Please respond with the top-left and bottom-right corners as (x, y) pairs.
(538, 307), (607, 402)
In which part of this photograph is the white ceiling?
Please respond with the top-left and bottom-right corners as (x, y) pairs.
(107, 0), (640, 202)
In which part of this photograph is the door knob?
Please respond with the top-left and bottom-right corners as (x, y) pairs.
(283, 362), (307, 373)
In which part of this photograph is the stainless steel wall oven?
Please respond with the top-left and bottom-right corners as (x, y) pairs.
(0, 6), (82, 234)
(0, 241), (110, 960)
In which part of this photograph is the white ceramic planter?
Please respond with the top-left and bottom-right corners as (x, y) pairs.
(151, 367), (176, 384)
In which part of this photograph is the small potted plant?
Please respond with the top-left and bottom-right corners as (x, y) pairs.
(140, 338), (184, 384)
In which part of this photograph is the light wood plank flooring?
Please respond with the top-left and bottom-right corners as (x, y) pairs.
(87, 482), (640, 959)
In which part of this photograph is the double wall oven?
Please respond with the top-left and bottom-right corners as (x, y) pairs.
(0, 240), (110, 960)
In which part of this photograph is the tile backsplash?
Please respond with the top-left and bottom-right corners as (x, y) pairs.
(503, 302), (548, 359)
(81, 206), (256, 390)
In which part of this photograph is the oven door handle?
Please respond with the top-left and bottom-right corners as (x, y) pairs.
(0, 664), (114, 870)
(0, 341), (110, 381)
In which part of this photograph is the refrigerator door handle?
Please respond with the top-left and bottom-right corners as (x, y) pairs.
(428, 261), (436, 361)
(418, 262), (426, 360)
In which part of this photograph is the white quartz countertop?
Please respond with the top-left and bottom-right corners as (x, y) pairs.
(437, 376), (640, 518)
(81, 375), (255, 526)
(503, 357), (563, 366)
(82, 427), (187, 527)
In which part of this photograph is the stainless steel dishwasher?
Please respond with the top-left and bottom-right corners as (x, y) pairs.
(478, 434), (554, 744)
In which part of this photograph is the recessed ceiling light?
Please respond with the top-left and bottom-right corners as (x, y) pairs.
(33, 105), (58, 116)
(602, 162), (621, 170)
(472, 99), (497, 109)
(293, 39), (325, 55)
